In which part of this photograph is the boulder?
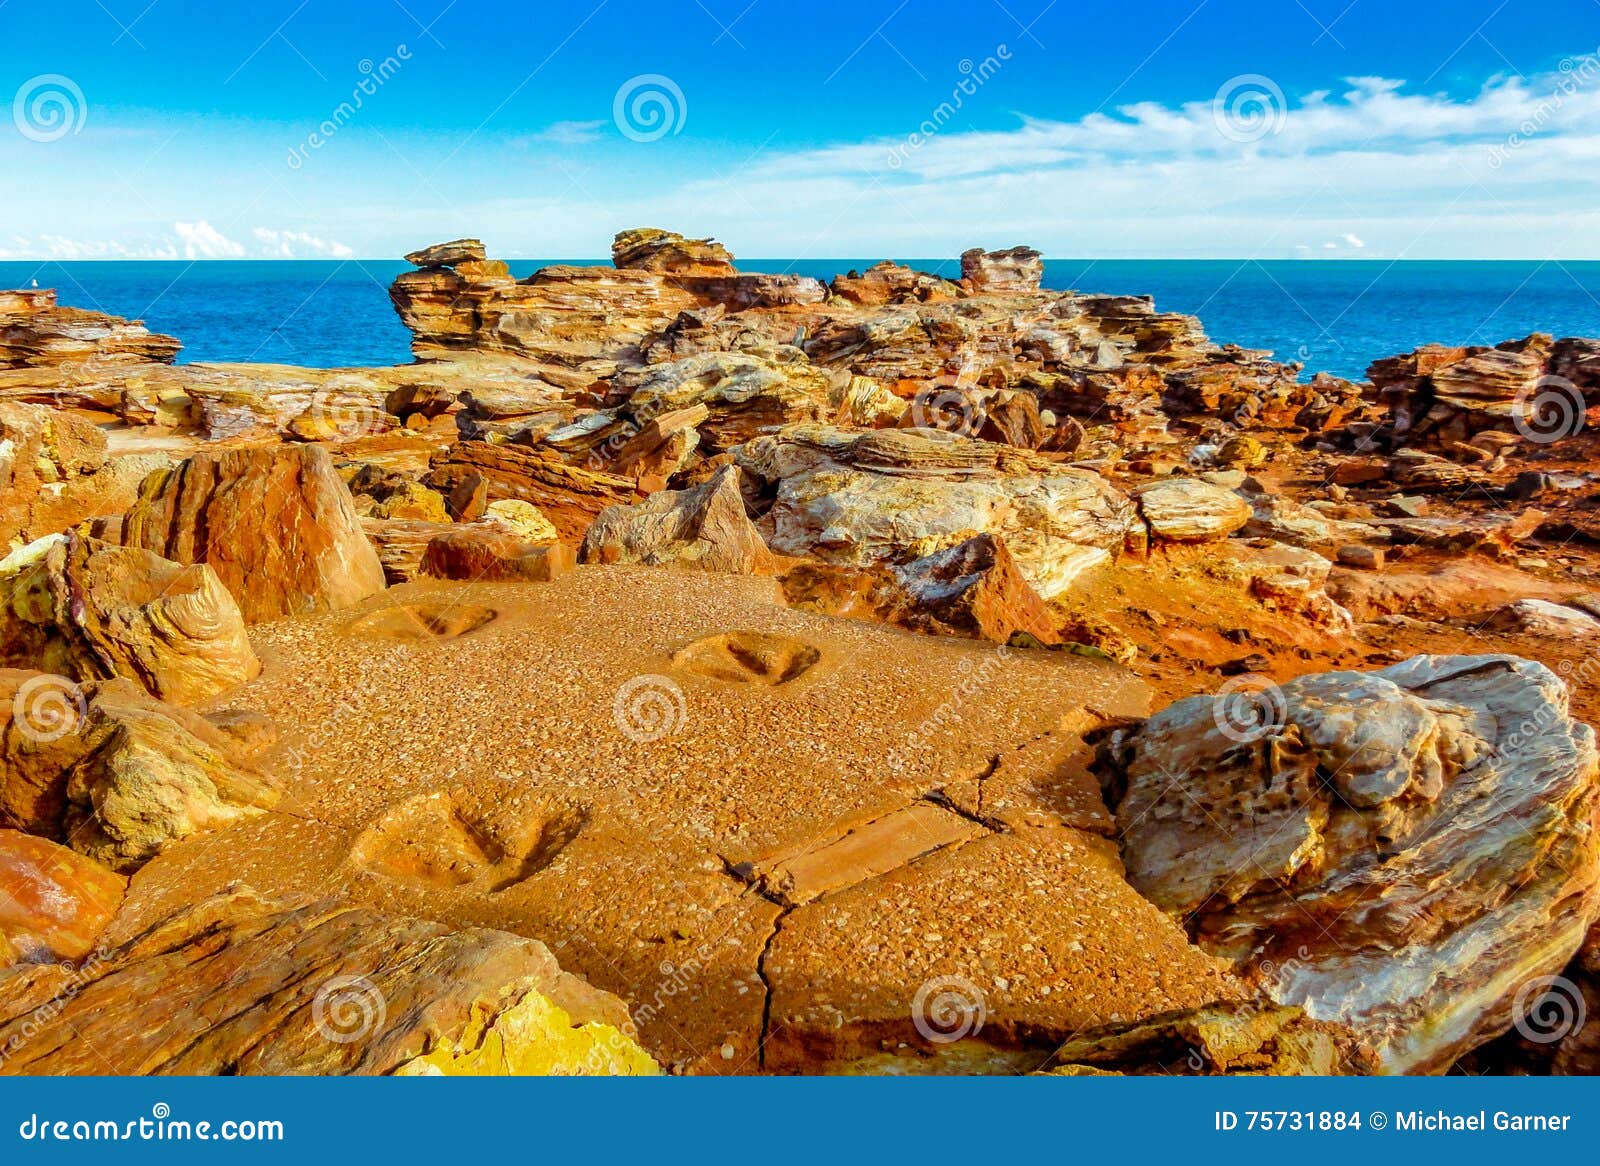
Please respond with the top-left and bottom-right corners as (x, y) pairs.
(736, 425), (1134, 598)
(0, 401), (113, 547)
(0, 533), (259, 705)
(123, 445), (387, 624)
(1101, 655), (1600, 1073)
(482, 499), (559, 543)
(581, 465), (778, 574)
(781, 533), (1063, 644)
(610, 403), (707, 488)
(1135, 478), (1251, 542)
(0, 830), (125, 965)
(0, 887), (657, 1075)
(420, 528), (574, 583)
(0, 671), (279, 870)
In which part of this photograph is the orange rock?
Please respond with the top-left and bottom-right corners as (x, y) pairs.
(425, 441), (644, 544)
(782, 534), (1063, 644)
(420, 528), (574, 582)
(123, 444), (387, 624)
(0, 887), (651, 1075)
(579, 465), (778, 574)
(0, 830), (125, 965)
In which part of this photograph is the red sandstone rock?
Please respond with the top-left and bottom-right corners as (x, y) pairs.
(420, 528), (574, 582)
(122, 445), (387, 624)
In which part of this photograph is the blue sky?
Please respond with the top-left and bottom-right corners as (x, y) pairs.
(5, 0), (1600, 258)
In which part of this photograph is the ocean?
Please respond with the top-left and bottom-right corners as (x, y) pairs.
(3, 258), (1597, 381)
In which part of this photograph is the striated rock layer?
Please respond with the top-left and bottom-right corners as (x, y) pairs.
(0, 887), (657, 1075)
(1102, 654), (1600, 1073)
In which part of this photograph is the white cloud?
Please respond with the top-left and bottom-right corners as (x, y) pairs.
(527, 119), (607, 146)
(174, 220), (246, 259)
(250, 227), (356, 259)
(7, 54), (1600, 259)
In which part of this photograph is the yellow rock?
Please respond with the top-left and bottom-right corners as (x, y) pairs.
(394, 989), (659, 1076)
(484, 499), (559, 544)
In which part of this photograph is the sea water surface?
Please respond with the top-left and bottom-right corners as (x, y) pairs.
(3, 258), (1598, 380)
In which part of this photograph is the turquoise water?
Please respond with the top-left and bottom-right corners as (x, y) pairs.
(3, 259), (1597, 381)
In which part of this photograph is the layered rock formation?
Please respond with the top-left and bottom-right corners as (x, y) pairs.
(0, 887), (656, 1075)
(580, 465), (778, 574)
(737, 425), (1134, 598)
(1367, 333), (1599, 448)
(0, 289), (181, 369)
(1101, 655), (1600, 1073)
(0, 670), (280, 870)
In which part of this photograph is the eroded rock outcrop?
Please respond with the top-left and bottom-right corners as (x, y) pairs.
(780, 533), (1064, 644)
(123, 445), (386, 623)
(581, 465), (778, 574)
(1101, 654), (1600, 1073)
(737, 425), (1134, 598)
(0, 887), (657, 1075)
(0, 533), (259, 704)
(0, 289), (180, 369)
(1367, 333), (1600, 448)
(425, 441), (644, 544)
